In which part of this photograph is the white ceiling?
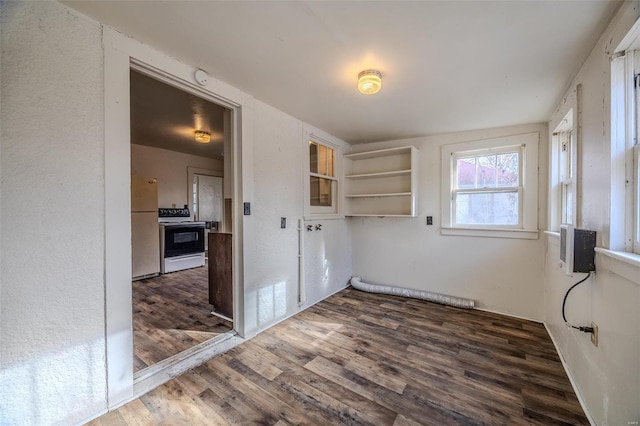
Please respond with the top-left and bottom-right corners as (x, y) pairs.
(65, 1), (621, 144)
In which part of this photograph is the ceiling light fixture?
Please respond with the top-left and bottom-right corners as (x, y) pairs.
(194, 130), (211, 143)
(357, 69), (382, 95)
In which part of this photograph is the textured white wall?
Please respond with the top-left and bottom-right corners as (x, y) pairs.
(544, 2), (640, 424)
(131, 144), (223, 209)
(545, 239), (640, 425)
(350, 123), (548, 321)
(0, 2), (107, 424)
(241, 100), (352, 335)
(303, 218), (352, 307)
(242, 100), (304, 333)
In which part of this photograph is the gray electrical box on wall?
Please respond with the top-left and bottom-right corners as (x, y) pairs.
(574, 229), (597, 272)
(560, 225), (596, 274)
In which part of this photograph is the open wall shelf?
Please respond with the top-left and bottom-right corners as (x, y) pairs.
(343, 146), (418, 217)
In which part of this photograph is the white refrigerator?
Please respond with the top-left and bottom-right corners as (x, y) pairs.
(131, 176), (160, 279)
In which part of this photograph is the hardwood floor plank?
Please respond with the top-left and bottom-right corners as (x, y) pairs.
(273, 369), (397, 425)
(204, 354), (312, 425)
(91, 288), (588, 425)
(224, 355), (371, 425)
(233, 344), (284, 381)
(190, 363), (279, 424)
(132, 264), (233, 371)
(115, 399), (158, 426)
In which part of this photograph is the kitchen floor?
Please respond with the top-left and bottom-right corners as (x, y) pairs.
(132, 263), (233, 372)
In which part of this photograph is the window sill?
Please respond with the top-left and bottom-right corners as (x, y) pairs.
(594, 248), (640, 286)
(304, 214), (345, 221)
(440, 227), (538, 240)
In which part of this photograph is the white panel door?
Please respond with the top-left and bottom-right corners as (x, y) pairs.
(196, 175), (223, 222)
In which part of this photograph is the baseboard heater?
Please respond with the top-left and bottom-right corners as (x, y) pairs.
(350, 276), (475, 309)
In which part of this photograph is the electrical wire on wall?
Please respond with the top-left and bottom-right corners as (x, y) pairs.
(561, 272), (594, 334)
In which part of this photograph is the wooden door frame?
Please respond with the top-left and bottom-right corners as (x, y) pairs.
(103, 26), (250, 410)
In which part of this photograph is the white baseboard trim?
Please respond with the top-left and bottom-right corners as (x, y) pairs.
(543, 322), (596, 426)
(469, 307), (543, 324)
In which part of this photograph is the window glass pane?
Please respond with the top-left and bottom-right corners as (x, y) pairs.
(562, 182), (574, 224)
(327, 147), (335, 177)
(317, 144), (328, 175)
(455, 191), (519, 225)
(457, 158), (476, 189)
(476, 154), (497, 187)
(496, 152), (519, 187)
(310, 141), (335, 178)
(309, 142), (318, 174)
(310, 176), (332, 206)
(457, 151), (519, 189)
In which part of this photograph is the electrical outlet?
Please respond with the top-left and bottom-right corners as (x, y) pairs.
(280, 217), (286, 229)
(243, 202), (251, 215)
(426, 216), (433, 225)
(591, 322), (598, 347)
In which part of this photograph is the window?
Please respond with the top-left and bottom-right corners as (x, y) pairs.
(610, 48), (640, 253)
(550, 108), (577, 231)
(309, 141), (335, 207)
(441, 133), (539, 239)
(560, 130), (576, 225)
(453, 147), (521, 227)
(303, 123), (343, 218)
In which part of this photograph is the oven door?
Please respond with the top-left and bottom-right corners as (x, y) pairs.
(162, 223), (205, 258)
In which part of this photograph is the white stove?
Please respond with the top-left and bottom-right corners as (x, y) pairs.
(158, 208), (206, 273)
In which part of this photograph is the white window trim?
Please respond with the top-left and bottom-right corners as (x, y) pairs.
(551, 108), (578, 230)
(303, 123), (345, 220)
(440, 133), (539, 239)
(451, 144), (524, 229)
(610, 49), (638, 253)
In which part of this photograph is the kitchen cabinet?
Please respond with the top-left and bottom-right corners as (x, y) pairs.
(344, 146), (418, 217)
(208, 232), (233, 320)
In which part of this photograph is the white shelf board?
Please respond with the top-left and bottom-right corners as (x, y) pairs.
(346, 214), (415, 217)
(345, 192), (412, 198)
(344, 146), (413, 160)
(345, 169), (411, 179)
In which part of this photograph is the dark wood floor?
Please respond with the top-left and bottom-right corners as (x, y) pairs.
(96, 288), (587, 425)
(133, 264), (233, 372)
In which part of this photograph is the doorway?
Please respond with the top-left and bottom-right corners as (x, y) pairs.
(129, 69), (235, 373)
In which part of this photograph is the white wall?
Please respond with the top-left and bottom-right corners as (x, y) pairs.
(241, 99), (352, 335)
(0, 2), (107, 424)
(350, 123), (548, 321)
(1, 2), (353, 423)
(303, 218), (352, 307)
(544, 2), (640, 424)
(131, 144), (223, 209)
(241, 101), (304, 333)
